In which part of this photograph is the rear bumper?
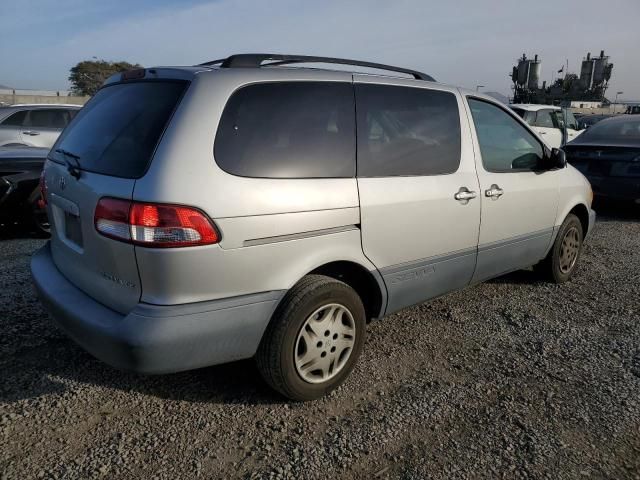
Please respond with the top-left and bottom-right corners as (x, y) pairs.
(31, 243), (284, 374)
(587, 175), (640, 202)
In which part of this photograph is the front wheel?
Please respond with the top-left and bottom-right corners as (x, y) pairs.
(536, 213), (583, 283)
(256, 275), (366, 401)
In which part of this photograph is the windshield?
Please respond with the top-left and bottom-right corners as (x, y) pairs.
(49, 81), (188, 178)
(563, 110), (578, 130)
(510, 108), (535, 126)
(583, 118), (640, 140)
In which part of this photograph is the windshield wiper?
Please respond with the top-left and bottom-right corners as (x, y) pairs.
(54, 148), (82, 179)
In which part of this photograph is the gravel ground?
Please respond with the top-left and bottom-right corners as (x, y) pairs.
(1, 203), (639, 480)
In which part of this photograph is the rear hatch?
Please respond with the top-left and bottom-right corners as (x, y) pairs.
(45, 79), (188, 314)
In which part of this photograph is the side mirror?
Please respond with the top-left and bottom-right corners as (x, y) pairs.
(550, 147), (567, 169)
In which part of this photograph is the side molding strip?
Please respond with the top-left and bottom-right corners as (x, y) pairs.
(243, 225), (359, 247)
(477, 227), (554, 252)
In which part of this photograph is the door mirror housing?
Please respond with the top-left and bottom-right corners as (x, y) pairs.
(549, 147), (567, 169)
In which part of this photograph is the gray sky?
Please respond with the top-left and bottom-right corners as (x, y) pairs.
(1, 0), (639, 99)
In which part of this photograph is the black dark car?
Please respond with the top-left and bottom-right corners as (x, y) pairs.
(577, 114), (613, 130)
(0, 147), (49, 234)
(565, 115), (640, 203)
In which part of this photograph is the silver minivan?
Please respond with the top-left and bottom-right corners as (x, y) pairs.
(31, 55), (595, 400)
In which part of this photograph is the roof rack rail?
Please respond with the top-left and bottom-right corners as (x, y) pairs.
(199, 54), (435, 82)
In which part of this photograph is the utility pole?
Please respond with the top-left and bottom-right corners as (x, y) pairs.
(613, 91), (623, 114)
(476, 85), (484, 92)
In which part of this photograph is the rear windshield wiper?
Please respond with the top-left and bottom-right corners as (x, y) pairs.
(55, 148), (82, 179)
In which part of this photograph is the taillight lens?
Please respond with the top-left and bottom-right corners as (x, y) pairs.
(94, 198), (220, 247)
(38, 170), (47, 208)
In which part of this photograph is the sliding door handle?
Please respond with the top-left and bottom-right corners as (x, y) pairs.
(454, 187), (477, 203)
(485, 184), (504, 199)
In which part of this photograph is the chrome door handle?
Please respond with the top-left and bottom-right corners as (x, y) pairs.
(485, 184), (504, 199)
(454, 187), (477, 203)
(22, 131), (40, 136)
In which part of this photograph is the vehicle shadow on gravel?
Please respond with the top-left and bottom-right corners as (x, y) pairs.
(0, 337), (284, 404)
(593, 199), (640, 222)
(2, 331), (284, 406)
(0, 222), (49, 240)
(487, 268), (543, 285)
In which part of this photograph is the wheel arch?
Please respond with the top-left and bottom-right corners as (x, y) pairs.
(305, 261), (387, 322)
(567, 203), (589, 238)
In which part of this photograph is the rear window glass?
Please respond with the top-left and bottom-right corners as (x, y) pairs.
(355, 84), (461, 177)
(214, 82), (355, 178)
(50, 81), (187, 178)
(584, 118), (640, 139)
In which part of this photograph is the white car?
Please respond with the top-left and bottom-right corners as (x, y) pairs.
(510, 104), (583, 148)
(0, 104), (81, 148)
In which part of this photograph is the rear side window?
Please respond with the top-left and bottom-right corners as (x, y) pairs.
(50, 81), (187, 178)
(26, 109), (70, 128)
(215, 82), (355, 178)
(1, 110), (27, 127)
(355, 84), (461, 177)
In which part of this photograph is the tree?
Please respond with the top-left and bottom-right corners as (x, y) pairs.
(69, 60), (142, 96)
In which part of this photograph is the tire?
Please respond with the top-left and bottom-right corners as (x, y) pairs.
(256, 274), (366, 401)
(536, 213), (583, 283)
(29, 199), (50, 238)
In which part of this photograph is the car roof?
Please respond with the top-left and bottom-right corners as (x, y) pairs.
(0, 146), (49, 158)
(103, 64), (460, 93)
(594, 114), (640, 125)
(1, 104), (81, 108)
(509, 104), (560, 112)
(99, 60), (515, 103)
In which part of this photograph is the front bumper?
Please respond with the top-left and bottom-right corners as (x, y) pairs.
(31, 243), (284, 374)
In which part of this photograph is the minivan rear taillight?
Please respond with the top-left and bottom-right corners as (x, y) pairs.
(94, 198), (220, 247)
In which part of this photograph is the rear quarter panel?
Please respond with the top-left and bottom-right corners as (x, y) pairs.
(132, 69), (376, 305)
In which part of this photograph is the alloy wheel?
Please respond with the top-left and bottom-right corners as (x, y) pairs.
(559, 226), (580, 274)
(294, 303), (356, 384)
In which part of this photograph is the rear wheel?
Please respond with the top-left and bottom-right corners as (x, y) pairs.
(256, 275), (366, 401)
(536, 213), (583, 283)
(29, 198), (50, 237)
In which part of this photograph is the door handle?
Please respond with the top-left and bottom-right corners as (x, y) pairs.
(22, 131), (40, 136)
(539, 131), (547, 135)
(454, 187), (477, 203)
(485, 184), (504, 199)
